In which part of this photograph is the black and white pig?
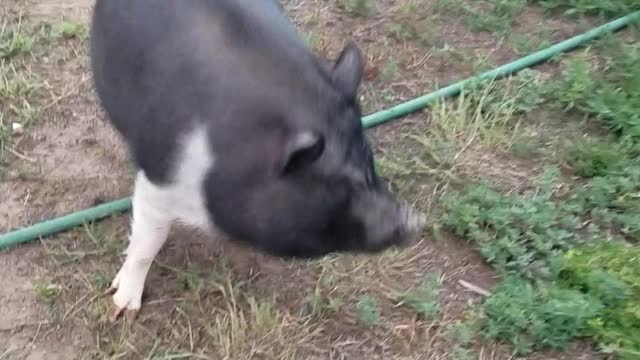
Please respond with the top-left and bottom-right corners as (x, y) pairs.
(90, 0), (426, 321)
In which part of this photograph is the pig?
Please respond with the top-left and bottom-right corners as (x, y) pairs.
(89, 0), (426, 322)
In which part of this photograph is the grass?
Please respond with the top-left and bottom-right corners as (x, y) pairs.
(0, 20), (35, 59)
(4, 0), (640, 358)
(438, 34), (640, 358)
(208, 280), (275, 357)
(552, 42), (640, 242)
(559, 242), (640, 357)
(304, 260), (344, 317)
(436, 0), (527, 35)
(444, 320), (479, 360)
(534, 0), (640, 17)
(0, 16), (89, 165)
(303, 31), (320, 51)
(563, 137), (636, 177)
(436, 0), (639, 51)
(82, 255), (304, 359)
(50, 20), (86, 39)
(92, 271), (114, 291)
(356, 294), (381, 326)
(381, 59), (398, 80)
(339, 0), (375, 17)
(480, 276), (600, 354)
(444, 166), (640, 356)
(387, 22), (418, 41)
(0, 63), (39, 101)
(432, 70), (544, 149)
(438, 0), (640, 23)
(376, 69), (545, 200)
(549, 43), (640, 140)
(511, 32), (553, 55)
(33, 279), (63, 304)
(396, 272), (442, 319)
(443, 168), (587, 280)
(385, 0), (437, 45)
(0, 61), (41, 161)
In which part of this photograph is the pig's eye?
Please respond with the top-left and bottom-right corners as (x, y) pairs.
(281, 132), (325, 174)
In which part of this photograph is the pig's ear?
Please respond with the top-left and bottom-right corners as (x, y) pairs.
(332, 41), (364, 98)
(280, 131), (325, 174)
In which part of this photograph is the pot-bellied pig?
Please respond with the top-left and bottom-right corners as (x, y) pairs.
(89, 0), (426, 321)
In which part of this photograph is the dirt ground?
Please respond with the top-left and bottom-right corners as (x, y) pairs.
(0, 0), (612, 359)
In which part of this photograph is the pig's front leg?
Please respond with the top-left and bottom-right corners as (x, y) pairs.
(108, 171), (174, 323)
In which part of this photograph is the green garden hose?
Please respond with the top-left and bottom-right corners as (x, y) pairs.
(1, 198), (132, 249)
(1, 10), (639, 251)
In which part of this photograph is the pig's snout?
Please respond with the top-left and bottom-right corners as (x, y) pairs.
(352, 192), (427, 252)
(369, 202), (426, 251)
(398, 203), (427, 243)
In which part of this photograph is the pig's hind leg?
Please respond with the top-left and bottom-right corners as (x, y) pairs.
(108, 171), (174, 323)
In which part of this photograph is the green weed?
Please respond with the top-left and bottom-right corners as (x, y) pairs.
(444, 152), (639, 353)
(0, 25), (34, 59)
(436, 0), (526, 34)
(339, 0), (374, 17)
(51, 20), (87, 39)
(431, 43), (468, 63)
(450, 346), (476, 360)
(0, 62), (41, 158)
(387, 0), (434, 44)
(481, 69), (547, 113)
(511, 33), (552, 55)
(305, 263), (344, 317)
(444, 319), (479, 359)
(545, 41), (640, 240)
(477, 241), (640, 358)
(440, 19), (640, 360)
(445, 162), (640, 355)
(33, 280), (63, 304)
(397, 272), (442, 319)
(375, 71), (545, 199)
(490, 0), (526, 17)
(444, 320), (477, 346)
(356, 294), (381, 327)
(564, 137), (636, 178)
(571, 161), (640, 241)
(387, 22), (417, 41)
(464, 14), (510, 34)
(435, 0), (466, 13)
(431, 74), (541, 150)
(206, 278), (285, 358)
(480, 276), (600, 354)
(401, 0), (430, 15)
(303, 31), (319, 51)
(548, 44), (640, 140)
(534, 0), (640, 17)
(145, 344), (207, 360)
(443, 168), (588, 279)
(467, 54), (496, 73)
(559, 241), (640, 359)
(0, 63), (38, 100)
(381, 60), (398, 81)
(305, 292), (344, 317)
(247, 297), (281, 337)
(83, 222), (126, 255)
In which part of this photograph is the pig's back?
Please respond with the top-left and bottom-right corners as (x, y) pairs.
(90, 0), (312, 138)
(90, 0), (328, 183)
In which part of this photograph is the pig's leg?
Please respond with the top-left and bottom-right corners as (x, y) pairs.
(108, 171), (174, 322)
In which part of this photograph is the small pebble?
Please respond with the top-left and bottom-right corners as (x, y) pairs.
(12, 122), (24, 134)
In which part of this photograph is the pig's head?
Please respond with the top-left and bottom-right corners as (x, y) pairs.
(204, 41), (426, 259)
